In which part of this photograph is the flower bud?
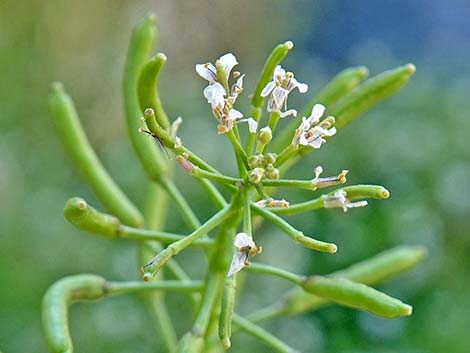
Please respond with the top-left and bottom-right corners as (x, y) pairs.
(248, 168), (265, 184)
(256, 126), (272, 145)
(265, 164), (279, 180)
(248, 154), (263, 169)
(265, 153), (277, 164)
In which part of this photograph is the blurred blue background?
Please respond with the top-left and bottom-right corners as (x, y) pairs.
(1, 0), (469, 352)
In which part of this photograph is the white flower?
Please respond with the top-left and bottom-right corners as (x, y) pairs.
(217, 108), (243, 134)
(227, 233), (262, 277)
(292, 104), (336, 148)
(203, 82), (226, 110)
(323, 189), (368, 212)
(260, 65), (308, 117)
(196, 53), (238, 84)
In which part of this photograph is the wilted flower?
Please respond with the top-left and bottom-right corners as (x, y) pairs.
(311, 166), (348, 189)
(260, 65), (308, 117)
(255, 198), (289, 208)
(227, 233), (262, 277)
(323, 189), (368, 212)
(292, 104), (336, 148)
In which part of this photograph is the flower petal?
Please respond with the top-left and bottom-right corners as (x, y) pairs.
(227, 108), (243, 121)
(279, 109), (297, 118)
(203, 83), (226, 109)
(246, 118), (258, 133)
(218, 53), (238, 77)
(227, 251), (248, 277)
(273, 65), (285, 80)
(310, 104), (326, 121)
(234, 232), (255, 248)
(196, 63), (217, 82)
(260, 80), (276, 97)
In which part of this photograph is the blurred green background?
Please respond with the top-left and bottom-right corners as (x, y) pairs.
(1, 0), (469, 352)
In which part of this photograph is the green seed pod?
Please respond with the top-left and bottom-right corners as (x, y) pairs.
(302, 276), (412, 318)
(123, 14), (169, 181)
(330, 64), (416, 129)
(49, 83), (143, 227)
(63, 197), (120, 237)
(42, 275), (107, 353)
(278, 246), (426, 316)
(138, 53), (170, 129)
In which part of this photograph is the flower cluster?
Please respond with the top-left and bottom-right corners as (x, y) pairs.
(46, 15), (419, 353)
(196, 53), (257, 134)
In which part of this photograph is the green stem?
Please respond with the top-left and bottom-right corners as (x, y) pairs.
(274, 144), (299, 168)
(192, 167), (243, 187)
(106, 280), (203, 295)
(143, 108), (221, 174)
(142, 204), (234, 279)
(176, 203), (242, 353)
(232, 314), (299, 353)
(245, 263), (303, 285)
(268, 185), (390, 215)
(226, 129), (249, 172)
(49, 84), (143, 228)
(251, 204), (337, 253)
(159, 176), (203, 231)
(218, 275), (236, 349)
(242, 188), (252, 235)
(120, 226), (214, 248)
(262, 178), (314, 190)
(196, 178), (228, 209)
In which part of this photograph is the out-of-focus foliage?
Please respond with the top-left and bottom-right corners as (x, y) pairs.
(0, 0), (468, 352)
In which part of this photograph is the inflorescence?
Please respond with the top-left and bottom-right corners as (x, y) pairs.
(43, 14), (423, 353)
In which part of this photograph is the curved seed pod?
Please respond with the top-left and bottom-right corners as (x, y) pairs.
(123, 14), (168, 180)
(330, 63), (416, 129)
(42, 275), (107, 353)
(63, 197), (120, 237)
(285, 246), (426, 316)
(49, 83), (143, 227)
(274, 66), (369, 152)
(302, 276), (412, 318)
(138, 53), (170, 129)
